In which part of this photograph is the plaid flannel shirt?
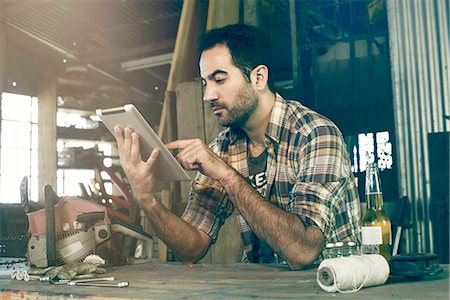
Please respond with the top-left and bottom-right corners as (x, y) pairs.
(181, 94), (361, 262)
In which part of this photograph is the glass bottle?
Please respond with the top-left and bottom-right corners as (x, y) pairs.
(361, 162), (392, 261)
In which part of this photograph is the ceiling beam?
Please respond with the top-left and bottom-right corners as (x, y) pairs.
(144, 69), (168, 84)
(7, 23), (76, 60)
(3, 0), (55, 17)
(6, 22), (151, 102)
(79, 39), (175, 64)
(121, 53), (173, 72)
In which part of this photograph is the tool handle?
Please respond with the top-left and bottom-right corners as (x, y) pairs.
(69, 281), (129, 288)
(70, 276), (115, 283)
(44, 185), (58, 267)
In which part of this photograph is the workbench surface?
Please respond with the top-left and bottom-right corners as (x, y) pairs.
(1, 262), (448, 299)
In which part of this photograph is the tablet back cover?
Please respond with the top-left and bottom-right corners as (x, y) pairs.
(96, 104), (191, 181)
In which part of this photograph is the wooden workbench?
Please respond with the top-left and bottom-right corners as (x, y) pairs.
(0, 262), (448, 299)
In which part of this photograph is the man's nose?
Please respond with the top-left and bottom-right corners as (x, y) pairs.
(202, 85), (217, 102)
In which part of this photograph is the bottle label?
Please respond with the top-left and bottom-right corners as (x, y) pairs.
(361, 226), (383, 245)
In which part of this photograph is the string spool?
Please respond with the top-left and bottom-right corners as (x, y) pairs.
(317, 254), (390, 293)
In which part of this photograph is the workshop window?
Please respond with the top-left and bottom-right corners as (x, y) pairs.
(56, 145), (113, 197)
(56, 119), (114, 198)
(0, 92), (38, 203)
(348, 130), (394, 173)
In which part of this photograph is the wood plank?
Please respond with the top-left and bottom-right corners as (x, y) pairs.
(206, 0), (240, 29)
(157, 0), (208, 140)
(158, 190), (171, 262)
(176, 81), (204, 201)
(37, 76), (57, 205)
(57, 127), (114, 142)
(208, 215), (243, 263)
(176, 81), (206, 142)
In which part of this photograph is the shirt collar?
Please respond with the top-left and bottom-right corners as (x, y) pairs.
(263, 93), (287, 146)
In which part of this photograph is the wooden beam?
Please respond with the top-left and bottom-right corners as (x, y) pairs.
(56, 77), (127, 95)
(157, 0), (208, 140)
(56, 127), (114, 142)
(37, 76), (57, 204)
(206, 0), (240, 29)
(176, 81), (205, 200)
(79, 40), (175, 64)
(158, 190), (171, 262)
(7, 22), (76, 60)
(5, 24), (68, 65)
(85, 64), (149, 103)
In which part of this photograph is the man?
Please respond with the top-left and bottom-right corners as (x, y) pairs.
(114, 23), (360, 270)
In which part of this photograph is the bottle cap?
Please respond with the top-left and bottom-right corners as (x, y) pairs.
(325, 243), (335, 249)
(334, 242), (344, 247)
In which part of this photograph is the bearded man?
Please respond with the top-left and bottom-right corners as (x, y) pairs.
(114, 23), (361, 270)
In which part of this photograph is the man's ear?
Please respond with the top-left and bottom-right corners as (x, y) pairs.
(251, 65), (269, 91)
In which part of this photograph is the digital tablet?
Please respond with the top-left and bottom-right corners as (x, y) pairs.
(96, 104), (191, 181)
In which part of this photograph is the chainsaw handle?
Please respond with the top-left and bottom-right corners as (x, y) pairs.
(76, 211), (107, 232)
(111, 224), (153, 262)
(76, 212), (105, 223)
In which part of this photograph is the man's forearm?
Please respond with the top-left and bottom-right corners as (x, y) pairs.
(139, 196), (210, 263)
(220, 170), (324, 269)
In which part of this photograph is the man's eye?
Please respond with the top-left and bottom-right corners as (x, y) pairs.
(201, 80), (206, 87)
(215, 78), (225, 84)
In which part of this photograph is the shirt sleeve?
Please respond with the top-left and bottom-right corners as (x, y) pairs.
(181, 130), (236, 243)
(181, 173), (234, 243)
(287, 124), (354, 240)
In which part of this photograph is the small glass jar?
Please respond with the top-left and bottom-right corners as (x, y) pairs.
(325, 243), (337, 259)
(324, 241), (360, 259)
(347, 241), (361, 256)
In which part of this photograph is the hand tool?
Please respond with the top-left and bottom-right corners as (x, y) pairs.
(68, 281), (129, 287)
(51, 276), (115, 285)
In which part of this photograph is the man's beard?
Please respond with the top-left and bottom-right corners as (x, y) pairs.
(214, 83), (259, 128)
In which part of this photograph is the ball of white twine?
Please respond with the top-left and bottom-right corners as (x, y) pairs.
(317, 254), (390, 293)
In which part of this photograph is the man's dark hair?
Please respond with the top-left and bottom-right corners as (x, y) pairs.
(197, 23), (276, 92)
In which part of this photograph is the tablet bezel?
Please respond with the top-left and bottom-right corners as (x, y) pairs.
(96, 104), (191, 181)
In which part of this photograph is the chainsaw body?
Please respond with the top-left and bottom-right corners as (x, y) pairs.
(27, 196), (152, 267)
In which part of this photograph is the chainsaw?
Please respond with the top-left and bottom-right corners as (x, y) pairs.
(26, 189), (153, 268)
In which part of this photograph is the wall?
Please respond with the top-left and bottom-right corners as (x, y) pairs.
(387, 0), (449, 254)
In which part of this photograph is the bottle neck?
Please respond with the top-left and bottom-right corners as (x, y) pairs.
(365, 192), (384, 210)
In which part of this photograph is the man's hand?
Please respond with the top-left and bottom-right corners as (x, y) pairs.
(166, 139), (233, 182)
(114, 130), (211, 263)
(114, 126), (159, 206)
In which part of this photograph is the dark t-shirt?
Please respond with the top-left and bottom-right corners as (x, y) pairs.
(247, 149), (276, 263)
